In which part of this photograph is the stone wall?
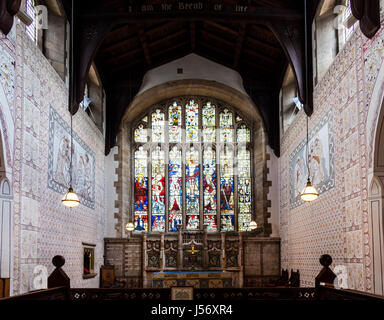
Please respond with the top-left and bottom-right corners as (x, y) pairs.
(0, 20), (106, 294)
(279, 6), (384, 291)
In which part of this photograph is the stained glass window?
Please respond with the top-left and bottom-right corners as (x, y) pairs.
(220, 146), (234, 231)
(134, 124), (147, 143)
(152, 109), (165, 142)
(220, 109), (233, 143)
(238, 146), (252, 231)
(169, 146), (182, 231)
(151, 146), (165, 232)
(202, 102), (216, 142)
(185, 100), (199, 142)
(169, 102), (182, 142)
(186, 147), (200, 230)
(134, 146), (148, 231)
(132, 97), (253, 233)
(203, 147), (217, 231)
(237, 124), (250, 143)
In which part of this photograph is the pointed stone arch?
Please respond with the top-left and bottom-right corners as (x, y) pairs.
(113, 79), (272, 238)
(368, 175), (384, 295)
(0, 130), (13, 297)
(367, 69), (384, 294)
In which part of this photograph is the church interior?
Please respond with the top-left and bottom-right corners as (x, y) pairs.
(1, 0), (384, 304)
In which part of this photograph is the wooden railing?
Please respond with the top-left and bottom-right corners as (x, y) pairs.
(1, 253), (383, 301)
(0, 286), (68, 301)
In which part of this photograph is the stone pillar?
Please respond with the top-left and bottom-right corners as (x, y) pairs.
(115, 122), (131, 237)
(221, 231), (226, 270)
(177, 225), (183, 269)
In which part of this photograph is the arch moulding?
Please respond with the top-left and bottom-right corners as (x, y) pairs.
(113, 79), (272, 237)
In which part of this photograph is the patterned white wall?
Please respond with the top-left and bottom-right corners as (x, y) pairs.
(280, 12), (384, 291)
(0, 20), (106, 295)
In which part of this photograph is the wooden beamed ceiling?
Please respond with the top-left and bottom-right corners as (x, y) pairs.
(2, 1), (380, 156)
(60, 0), (325, 156)
(98, 20), (283, 84)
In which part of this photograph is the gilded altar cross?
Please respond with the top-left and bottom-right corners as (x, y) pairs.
(186, 244), (199, 255)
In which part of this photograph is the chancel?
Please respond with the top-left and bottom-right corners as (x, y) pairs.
(1, 0), (384, 305)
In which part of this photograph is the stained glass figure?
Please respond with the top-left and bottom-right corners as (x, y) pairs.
(237, 124), (251, 143)
(169, 102), (182, 143)
(185, 100), (199, 142)
(169, 146), (182, 231)
(220, 147), (234, 231)
(202, 102), (216, 142)
(134, 123), (147, 143)
(220, 109), (233, 143)
(151, 146), (165, 232)
(203, 147), (217, 231)
(186, 147), (199, 230)
(238, 146), (252, 231)
(152, 109), (165, 142)
(134, 146), (148, 231)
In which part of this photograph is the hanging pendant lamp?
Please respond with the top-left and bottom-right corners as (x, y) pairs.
(249, 220), (258, 231)
(301, 116), (319, 202)
(125, 221), (135, 232)
(300, 0), (318, 203)
(62, 0), (79, 208)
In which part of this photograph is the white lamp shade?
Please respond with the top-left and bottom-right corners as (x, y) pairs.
(300, 180), (319, 202)
(61, 187), (80, 208)
(249, 220), (258, 230)
(125, 222), (135, 232)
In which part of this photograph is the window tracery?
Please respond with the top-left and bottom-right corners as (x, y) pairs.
(132, 96), (254, 232)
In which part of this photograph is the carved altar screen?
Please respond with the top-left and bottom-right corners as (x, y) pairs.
(132, 96), (253, 232)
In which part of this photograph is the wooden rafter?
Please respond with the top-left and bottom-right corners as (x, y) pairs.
(149, 29), (187, 50)
(190, 21), (196, 51)
(138, 28), (152, 66)
(233, 23), (246, 68)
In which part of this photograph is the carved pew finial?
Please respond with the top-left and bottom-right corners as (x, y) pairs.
(315, 254), (336, 288)
(48, 255), (70, 290)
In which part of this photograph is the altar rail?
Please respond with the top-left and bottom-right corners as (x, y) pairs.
(68, 287), (317, 301)
(1, 254), (384, 301)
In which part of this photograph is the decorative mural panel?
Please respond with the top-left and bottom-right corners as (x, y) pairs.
(0, 44), (15, 120)
(48, 107), (95, 209)
(289, 110), (335, 209)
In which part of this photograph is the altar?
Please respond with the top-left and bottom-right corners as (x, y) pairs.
(153, 271), (233, 288)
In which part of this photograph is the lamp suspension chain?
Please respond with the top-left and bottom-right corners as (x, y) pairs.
(61, 0), (80, 208)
